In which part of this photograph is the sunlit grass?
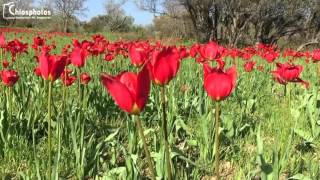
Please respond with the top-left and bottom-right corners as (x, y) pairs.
(0, 30), (319, 179)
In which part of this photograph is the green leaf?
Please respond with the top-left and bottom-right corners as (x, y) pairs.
(289, 173), (312, 180)
(257, 125), (263, 154)
(104, 128), (120, 142)
(293, 128), (314, 143)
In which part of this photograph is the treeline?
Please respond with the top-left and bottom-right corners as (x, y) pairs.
(140, 0), (320, 48)
(2, 0), (320, 48)
(0, 0), (147, 34)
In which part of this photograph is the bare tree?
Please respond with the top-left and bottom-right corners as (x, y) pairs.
(135, 0), (164, 15)
(137, 0), (320, 47)
(53, 0), (87, 32)
(104, 0), (133, 32)
(83, 0), (134, 32)
(136, 0), (218, 42)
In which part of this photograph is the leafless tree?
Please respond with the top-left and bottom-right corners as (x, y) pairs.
(52, 0), (87, 32)
(137, 0), (320, 47)
(136, 0), (217, 42)
(104, 0), (129, 31)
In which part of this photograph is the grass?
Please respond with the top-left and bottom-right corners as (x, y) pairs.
(0, 30), (319, 179)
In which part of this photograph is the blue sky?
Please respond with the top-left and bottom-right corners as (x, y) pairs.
(80, 0), (155, 26)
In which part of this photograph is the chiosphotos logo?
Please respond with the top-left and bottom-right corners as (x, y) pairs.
(3, 1), (52, 19)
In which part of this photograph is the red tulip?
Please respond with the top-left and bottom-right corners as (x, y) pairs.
(80, 73), (91, 85)
(228, 48), (243, 59)
(70, 47), (88, 68)
(178, 46), (189, 59)
(61, 69), (76, 86)
(104, 53), (115, 61)
(273, 63), (302, 81)
(62, 76), (76, 86)
(1, 69), (19, 86)
(101, 66), (150, 115)
(148, 47), (180, 85)
(312, 49), (320, 62)
(304, 51), (311, 59)
(283, 49), (304, 59)
(32, 36), (45, 51)
(241, 52), (253, 61)
(203, 64), (237, 101)
(2, 60), (9, 68)
(33, 36), (45, 46)
(262, 51), (279, 63)
(89, 40), (105, 56)
(244, 61), (256, 72)
(34, 67), (41, 76)
(128, 43), (149, 67)
(271, 62), (309, 88)
(0, 33), (5, 47)
(190, 43), (200, 58)
(5, 39), (28, 61)
(38, 48), (67, 81)
(199, 41), (222, 60)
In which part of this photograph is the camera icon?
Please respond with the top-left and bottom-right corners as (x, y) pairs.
(3, 2), (16, 19)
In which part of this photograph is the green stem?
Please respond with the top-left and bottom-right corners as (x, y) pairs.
(214, 102), (220, 179)
(8, 86), (12, 126)
(77, 68), (85, 178)
(47, 81), (53, 180)
(135, 115), (156, 180)
(77, 68), (82, 105)
(15, 55), (19, 71)
(62, 69), (67, 112)
(82, 86), (85, 107)
(317, 63), (320, 86)
(80, 85), (85, 163)
(62, 85), (66, 112)
(99, 54), (102, 71)
(287, 84), (291, 109)
(161, 86), (172, 180)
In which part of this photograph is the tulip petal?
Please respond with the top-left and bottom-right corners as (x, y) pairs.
(129, 44), (147, 66)
(153, 54), (173, 84)
(50, 55), (66, 81)
(271, 70), (287, 85)
(226, 66), (237, 90)
(293, 78), (310, 89)
(39, 52), (50, 80)
(119, 72), (138, 98)
(297, 65), (303, 75)
(0, 33), (5, 46)
(101, 73), (134, 113)
(167, 50), (181, 77)
(203, 63), (213, 77)
(147, 62), (155, 81)
(71, 47), (86, 67)
(136, 66), (150, 111)
(204, 73), (233, 101)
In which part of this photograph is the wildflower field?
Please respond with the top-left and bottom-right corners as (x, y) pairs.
(0, 28), (319, 179)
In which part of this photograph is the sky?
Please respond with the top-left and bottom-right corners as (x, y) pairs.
(80, 0), (155, 26)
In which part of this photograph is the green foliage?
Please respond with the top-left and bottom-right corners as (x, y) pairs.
(0, 32), (319, 179)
